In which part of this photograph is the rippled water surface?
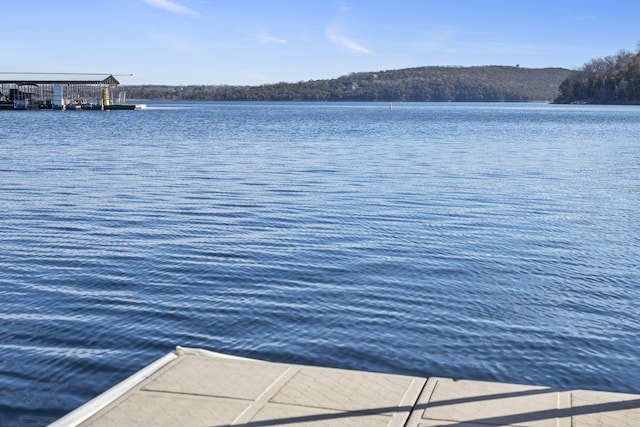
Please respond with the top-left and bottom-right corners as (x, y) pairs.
(1, 102), (639, 425)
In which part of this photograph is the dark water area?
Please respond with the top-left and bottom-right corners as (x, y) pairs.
(1, 102), (639, 426)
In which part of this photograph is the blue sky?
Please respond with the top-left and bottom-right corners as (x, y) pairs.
(2, 1), (639, 85)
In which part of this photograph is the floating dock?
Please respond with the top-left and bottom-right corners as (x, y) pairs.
(51, 346), (640, 426)
(0, 72), (145, 110)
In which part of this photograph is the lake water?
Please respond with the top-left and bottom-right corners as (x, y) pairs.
(1, 102), (639, 426)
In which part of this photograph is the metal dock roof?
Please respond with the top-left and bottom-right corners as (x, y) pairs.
(0, 73), (120, 85)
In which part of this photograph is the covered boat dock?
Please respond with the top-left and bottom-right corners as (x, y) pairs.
(0, 72), (145, 110)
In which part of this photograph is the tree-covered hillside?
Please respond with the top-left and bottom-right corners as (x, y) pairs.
(554, 48), (640, 104)
(122, 66), (571, 102)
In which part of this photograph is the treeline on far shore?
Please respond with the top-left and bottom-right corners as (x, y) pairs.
(554, 47), (640, 104)
(121, 65), (571, 103)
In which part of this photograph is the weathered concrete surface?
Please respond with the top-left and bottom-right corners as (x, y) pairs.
(51, 347), (640, 426)
(407, 377), (640, 427)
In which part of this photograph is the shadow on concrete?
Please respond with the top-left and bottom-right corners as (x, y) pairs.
(223, 387), (640, 426)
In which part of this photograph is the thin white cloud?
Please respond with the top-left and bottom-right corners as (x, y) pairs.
(325, 24), (373, 54)
(258, 34), (287, 45)
(142, 0), (197, 16)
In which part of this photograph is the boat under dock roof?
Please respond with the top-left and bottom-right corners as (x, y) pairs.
(0, 72), (145, 110)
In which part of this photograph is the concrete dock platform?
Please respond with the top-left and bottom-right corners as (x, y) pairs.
(51, 347), (640, 426)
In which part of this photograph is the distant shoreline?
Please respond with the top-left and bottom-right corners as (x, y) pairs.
(120, 65), (572, 103)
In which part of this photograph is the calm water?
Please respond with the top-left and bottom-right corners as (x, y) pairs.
(1, 102), (639, 425)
